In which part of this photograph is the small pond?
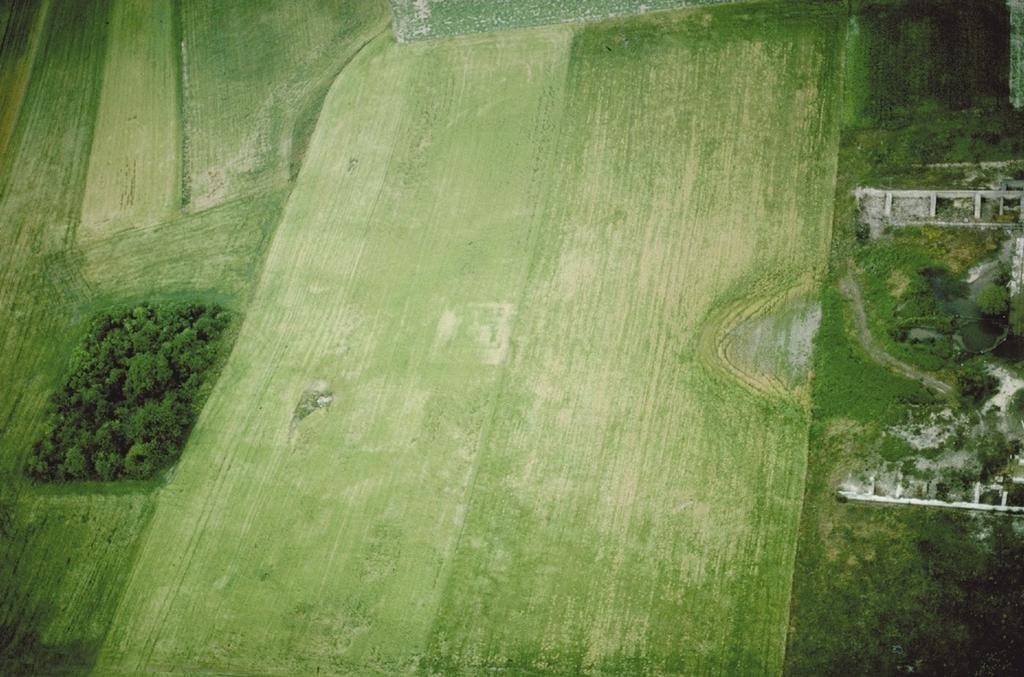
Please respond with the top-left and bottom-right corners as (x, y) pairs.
(923, 261), (1007, 354)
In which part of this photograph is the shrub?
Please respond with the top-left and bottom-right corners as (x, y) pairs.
(26, 302), (231, 482)
(93, 450), (122, 481)
(957, 361), (999, 406)
(1011, 389), (1024, 416)
(976, 433), (1017, 482)
(978, 284), (1009, 317)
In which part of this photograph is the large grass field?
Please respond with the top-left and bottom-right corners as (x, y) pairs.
(388, 0), (735, 41)
(78, 0), (180, 240)
(87, 2), (844, 674)
(0, 1), (848, 674)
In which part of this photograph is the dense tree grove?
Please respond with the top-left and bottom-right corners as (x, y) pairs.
(26, 303), (232, 481)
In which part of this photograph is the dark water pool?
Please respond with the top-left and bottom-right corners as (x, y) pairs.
(923, 267), (1007, 353)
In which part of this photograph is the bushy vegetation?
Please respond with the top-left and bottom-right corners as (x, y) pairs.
(1011, 389), (1024, 416)
(976, 430), (1018, 482)
(26, 303), (232, 482)
(790, 501), (1024, 675)
(849, 0), (1010, 125)
(978, 284), (1010, 317)
(855, 239), (962, 371)
(811, 287), (934, 424)
(1010, 294), (1024, 336)
(787, 2), (1024, 674)
(892, 226), (1004, 276)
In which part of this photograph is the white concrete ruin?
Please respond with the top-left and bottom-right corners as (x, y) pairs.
(857, 186), (1024, 227)
(839, 490), (1024, 514)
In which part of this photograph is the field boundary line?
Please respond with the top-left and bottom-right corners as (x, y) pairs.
(285, 20), (390, 184)
(780, 18), (848, 668)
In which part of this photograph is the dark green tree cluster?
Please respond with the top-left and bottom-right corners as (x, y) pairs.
(26, 303), (232, 481)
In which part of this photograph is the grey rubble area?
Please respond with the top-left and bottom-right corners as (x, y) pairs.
(388, 0), (740, 41)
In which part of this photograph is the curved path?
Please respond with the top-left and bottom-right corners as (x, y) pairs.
(838, 270), (955, 398)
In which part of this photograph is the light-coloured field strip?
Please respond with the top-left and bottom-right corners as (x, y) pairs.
(97, 27), (574, 674)
(96, 4), (843, 674)
(78, 0), (180, 240)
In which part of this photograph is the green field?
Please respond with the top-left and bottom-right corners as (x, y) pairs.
(0, 0), (381, 672)
(1, 0), (848, 674)
(78, 0), (180, 240)
(0, 0), (48, 165)
(0, 1), (133, 671)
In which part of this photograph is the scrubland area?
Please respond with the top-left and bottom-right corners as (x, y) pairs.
(786, 2), (1024, 674)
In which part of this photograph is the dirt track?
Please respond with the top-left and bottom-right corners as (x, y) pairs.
(838, 270), (955, 398)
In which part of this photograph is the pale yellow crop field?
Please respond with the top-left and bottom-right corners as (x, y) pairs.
(78, 0), (180, 240)
(96, 3), (844, 674)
